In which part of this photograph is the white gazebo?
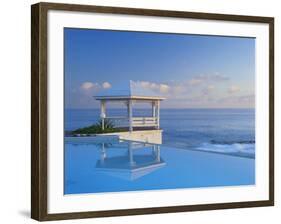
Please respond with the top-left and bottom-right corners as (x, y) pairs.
(94, 81), (165, 132)
(96, 141), (165, 180)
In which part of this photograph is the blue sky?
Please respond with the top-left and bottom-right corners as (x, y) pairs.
(64, 28), (255, 109)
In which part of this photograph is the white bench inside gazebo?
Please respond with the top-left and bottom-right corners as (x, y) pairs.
(94, 81), (165, 132)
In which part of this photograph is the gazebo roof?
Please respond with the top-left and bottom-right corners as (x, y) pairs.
(95, 155), (166, 180)
(95, 80), (165, 101)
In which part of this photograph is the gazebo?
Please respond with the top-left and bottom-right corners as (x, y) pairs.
(96, 141), (165, 180)
(94, 81), (165, 132)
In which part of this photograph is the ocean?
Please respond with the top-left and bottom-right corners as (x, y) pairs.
(65, 108), (255, 158)
(65, 108), (255, 194)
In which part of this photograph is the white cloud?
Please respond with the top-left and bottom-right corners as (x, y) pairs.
(228, 85), (240, 94)
(81, 81), (112, 91)
(202, 85), (215, 95)
(75, 78), (253, 108)
(80, 82), (97, 90)
(102, 82), (111, 89)
(132, 79), (216, 99)
(132, 73), (228, 97)
(172, 85), (184, 94)
(188, 78), (203, 86)
(187, 74), (229, 87)
(212, 73), (229, 82)
(139, 81), (150, 88)
(133, 81), (171, 95)
(159, 84), (170, 93)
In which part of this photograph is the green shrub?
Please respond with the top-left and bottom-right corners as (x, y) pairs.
(72, 119), (123, 135)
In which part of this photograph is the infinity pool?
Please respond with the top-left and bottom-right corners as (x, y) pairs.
(64, 138), (255, 195)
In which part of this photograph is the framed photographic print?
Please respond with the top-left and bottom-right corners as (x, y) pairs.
(31, 2), (274, 221)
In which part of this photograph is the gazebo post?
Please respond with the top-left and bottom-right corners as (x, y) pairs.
(153, 145), (160, 162)
(100, 100), (106, 130)
(100, 143), (106, 164)
(152, 101), (156, 118)
(128, 100), (133, 132)
(156, 100), (160, 129)
(128, 141), (135, 166)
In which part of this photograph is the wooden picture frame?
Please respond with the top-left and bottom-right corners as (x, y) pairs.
(31, 2), (274, 221)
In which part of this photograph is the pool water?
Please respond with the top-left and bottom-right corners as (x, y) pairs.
(64, 139), (255, 195)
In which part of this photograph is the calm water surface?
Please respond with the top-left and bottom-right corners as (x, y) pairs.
(64, 109), (255, 194)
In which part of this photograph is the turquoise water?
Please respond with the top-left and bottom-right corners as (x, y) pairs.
(65, 139), (255, 194)
(64, 108), (255, 194)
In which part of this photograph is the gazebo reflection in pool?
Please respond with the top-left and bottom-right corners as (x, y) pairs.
(65, 136), (255, 194)
(95, 141), (166, 181)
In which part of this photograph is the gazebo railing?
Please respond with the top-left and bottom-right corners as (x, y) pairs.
(105, 116), (158, 128)
(132, 117), (157, 127)
(105, 117), (129, 128)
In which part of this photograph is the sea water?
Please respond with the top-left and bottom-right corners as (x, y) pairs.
(65, 108), (255, 158)
(64, 109), (255, 194)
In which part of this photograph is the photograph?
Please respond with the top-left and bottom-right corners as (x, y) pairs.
(30, 2), (274, 220)
(0, 0), (277, 222)
(64, 28), (256, 195)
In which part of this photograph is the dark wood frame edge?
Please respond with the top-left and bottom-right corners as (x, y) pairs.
(31, 3), (48, 221)
(31, 2), (274, 221)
